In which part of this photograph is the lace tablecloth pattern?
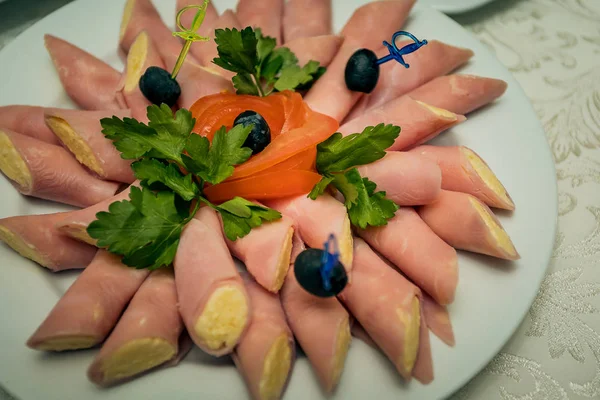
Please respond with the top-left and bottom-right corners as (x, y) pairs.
(0, 0), (599, 399)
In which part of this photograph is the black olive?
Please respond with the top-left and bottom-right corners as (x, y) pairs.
(233, 110), (271, 154)
(344, 48), (380, 93)
(139, 66), (181, 107)
(294, 248), (347, 298)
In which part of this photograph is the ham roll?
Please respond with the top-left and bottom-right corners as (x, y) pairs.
(225, 214), (295, 293)
(0, 106), (60, 145)
(88, 268), (183, 386)
(418, 190), (519, 260)
(409, 145), (515, 210)
(346, 41), (474, 120)
(196, 10), (242, 79)
(44, 108), (135, 183)
(233, 272), (294, 400)
(280, 235), (351, 393)
(422, 293), (455, 347)
(27, 250), (149, 351)
(408, 74), (508, 116)
(44, 34), (122, 111)
(0, 212), (97, 271)
(357, 208), (458, 305)
(284, 35), (343, 67)
(339, 96), (465, 151)
(0, 128), (119, 207)
(174, 207), (250, 356)
(283, 0), (332, 42)
(236, 0), (284, 44)
(357, 152), (442, 206)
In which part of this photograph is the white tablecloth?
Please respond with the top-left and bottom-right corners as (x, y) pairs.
(1, 0), (599, 399)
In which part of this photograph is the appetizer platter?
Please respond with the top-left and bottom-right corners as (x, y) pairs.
(0, 0), (557, 399)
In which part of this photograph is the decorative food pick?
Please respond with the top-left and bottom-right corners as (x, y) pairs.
(139, 1), (211, 107)
(345, 30), (428, 93)
(294, 234), (348, 297)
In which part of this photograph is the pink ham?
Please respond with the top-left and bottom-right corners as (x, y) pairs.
(409, 145), (515, 210)
(225, 215), (295, 293)
(44, 34), (122, 111)
(284, 35), (343, 67)
(55, 186), (134, 245)
(174, 207), (250, 356)
(0, 212), (97, 271)
(283, 0), (332, 42)
(266, 194), (353, 277)
(339, 96), (465, 151)
(408, 75), (508, 115)
(280, 234), (351, 393)
(120, 31), (165, 122)
(119, 0), (183, 62)
(196, 10), (241, 79)
(339, 239), (429, 380)
(0, 106), (60, 145)
(44, 108), (135, 183)
(233, 272), (294, 400)
(305, 0), (416, 120)
(87, 268), (183, 386)
(0, 128), (119, 207)
(236, 0), (284, 44)
(346, 42), (474, 121)
(422, 293), (455, 347)
(357, 208), (458, 305)
(27, 250), (149, 351)
(412, 305), (434, 384)
(418, 190), (519, 260)
(357, 152), (441, 206)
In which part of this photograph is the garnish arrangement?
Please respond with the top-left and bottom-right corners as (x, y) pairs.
(0, 0), (522, 399)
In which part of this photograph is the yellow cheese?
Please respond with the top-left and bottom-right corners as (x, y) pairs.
(330, 316), (351, 392)
(0, 225), (49, 267)
(119, 0), (136, 42)
(470, 197), (518, 257)
(272, 227), (294, 292)
(124, 31), (149, 92)
(0, 130), (32, 191)
(36, 336), (97, 351)
(464, 147), (514, 209)
(259, 333), (292, 400)
(101, 338), (176, 382)
(397, 297), (421, 374)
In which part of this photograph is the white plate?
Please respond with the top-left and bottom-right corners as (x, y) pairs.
(417, 0), (496, 14)
(0, 1), (557, 399)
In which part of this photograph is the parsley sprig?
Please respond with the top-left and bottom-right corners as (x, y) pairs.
(87, 104), (281, 270)
(213, 27), (325, 96)
(309, 124), (402, 229)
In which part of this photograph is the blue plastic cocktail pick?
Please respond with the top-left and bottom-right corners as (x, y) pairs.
(376, 31), (428, 68)
(320, 234), (340, 292)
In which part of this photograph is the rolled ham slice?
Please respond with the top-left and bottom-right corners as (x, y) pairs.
(87, 268), (183, 386)
(346, 42), (474, 121)
(119, 0), (183, 62)
(280, 234), (350, 393)
(0, 212), (97, 271)
(120, 31), (165, 122)
(196, 10), (241, 79)
(422, 293), (455, 347)
(339, 239), (422, 380)
(409, 145), (515, 210)
(305, 0), (415, 121)
(44, 34), (122, 111)
(283, 0), (332, 42)
(408, 74), (508, 116)
(357, 208), (458, 305)
(284, 35), (343, 67)
(233, 272), (294, 400)
(236, 0), (284, 44)
(357, 152), (441, 206)
(0, 128), (119, 207)
(0, 106), (60, 145)
(44, 108), (135, 183)
(55, 185), (134, 245)
(266, 194), (353, 277)
(27, 250), (149, 351)
(225, 215), (295, 293)
(339, 96), (465, 151)
(174, 207), (250, 356)
(418, 190), (519, 260)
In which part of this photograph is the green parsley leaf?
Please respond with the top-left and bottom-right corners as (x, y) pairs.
(308, 175), (334, 200)
(212, 27), (258, 74)
(87, 186), (192, 269)
(316, 124), (401, 174)
(332, 169), (399, 229)
(216, 197), (282, 240)
(131, 158), (198, 201)
(273, 64), (315, 92)
(183, 124), (253, 185)
(232, 73), (260, 96)
(255, 28), (276, 64)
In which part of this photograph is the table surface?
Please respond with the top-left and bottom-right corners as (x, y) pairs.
(1, 0), (599, 399)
